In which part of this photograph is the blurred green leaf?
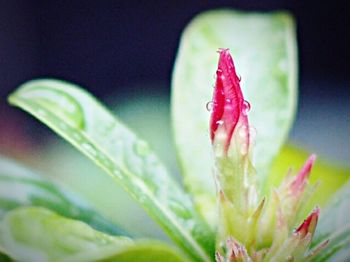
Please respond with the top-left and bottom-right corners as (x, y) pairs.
(99, 242), (186, 262)
(0, 249), (11, 262)
(171, 10), (297, 225)
(311, 181), (350, 261)
(0, 206), (133, 261)
(9, 80), (214, 262)
(0, 156), (127, 236)
(268, 145), (350, 213)
(0, 206), (186, 262)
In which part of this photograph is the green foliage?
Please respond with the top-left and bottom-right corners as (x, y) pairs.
(0, 156), (126, 236)
(311, 181), (350, 261)
(0, 8), (348, 262)
(171, 10), (297, 225)
(8, 79), (214, 262)
(0, 207), (183, 262)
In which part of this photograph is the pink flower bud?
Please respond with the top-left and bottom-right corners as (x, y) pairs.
(294, 207), (320, 238)
(210, 49), (250, 155)
(291, 154), (316, 194)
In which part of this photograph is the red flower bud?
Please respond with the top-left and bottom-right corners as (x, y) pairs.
(210, 49), (250, 154)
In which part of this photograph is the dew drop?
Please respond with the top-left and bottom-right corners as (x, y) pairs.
(113, 169), (122, 179)
(206, 101), (213, 111)
(249, 127), (257, 141)
(216, 120), (224, 125)
(240, 143), (248, 155)
(72, 132), (81, 141)
(225, 98), (232, 103)
(134, 141), (150, 156)
(242, 100), (251, 116)
(238, 125), (247, 138)
(37, 109), (47, 117)
(82, 143), (97, 156)
(238, 74), (242, 82)
(59, 122), (67, 130)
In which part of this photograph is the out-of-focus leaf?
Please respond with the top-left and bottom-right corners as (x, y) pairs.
(99, 242), (186, 262)
(310, 181), (350, 261)
(0, 206), (133, 261)
(171, 9), (297, 225)
(0, 156), (127, 236)
(267, 145), (350, 213)
(0, 249), (11, 262)
(0, 207), (187, 262)
(9, 80), (214, 262)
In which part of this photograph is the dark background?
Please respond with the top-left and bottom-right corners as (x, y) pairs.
(0, 1), (349, 96)
(0, 0), (349, 164)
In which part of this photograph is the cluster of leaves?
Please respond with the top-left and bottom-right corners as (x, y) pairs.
(0, 10), (349, 262)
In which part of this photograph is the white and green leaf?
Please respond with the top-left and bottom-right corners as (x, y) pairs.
(171, 10), (297, 225)
(0, 206), (184, 262)
(8, 80), (214, 262)
(311, 181), (350, 261)
(0, 156), (127, 236)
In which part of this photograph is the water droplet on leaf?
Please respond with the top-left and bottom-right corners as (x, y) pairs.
(82, 143), (97, 157)
(134, 141), (150, 156)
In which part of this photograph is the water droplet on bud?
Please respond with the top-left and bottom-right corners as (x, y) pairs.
(249, 127), (257, 141)
(242, 100), (251, 115)
(238, 74), (242, 82)
(240, 143), (248, 155)
(216, 120), (224, 125)
(206, 101), (213, 111)
(238, 125), (247, 138)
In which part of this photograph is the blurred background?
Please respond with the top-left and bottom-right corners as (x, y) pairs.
(0, 1), (349, 240)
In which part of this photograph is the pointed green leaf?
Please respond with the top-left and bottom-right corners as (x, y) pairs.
(311, 181), (350, 261)
(171, 10), (297, 224)
(0, 156), (127, 236)
(8, 79), (214, 262)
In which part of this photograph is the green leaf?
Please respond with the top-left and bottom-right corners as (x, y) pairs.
(310, 181), (350, 261)
(0, 247), (11, 262)
(8, 79), (214, 262)
(0, 156), (127, 236)
(98, 242), (186, 262)
(0, 207), (186, 262)
(171, 9), (297, 224)
(0, 206), (133, 261)
(267, 145), (350, 214)
(0, 253), (11, 262)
